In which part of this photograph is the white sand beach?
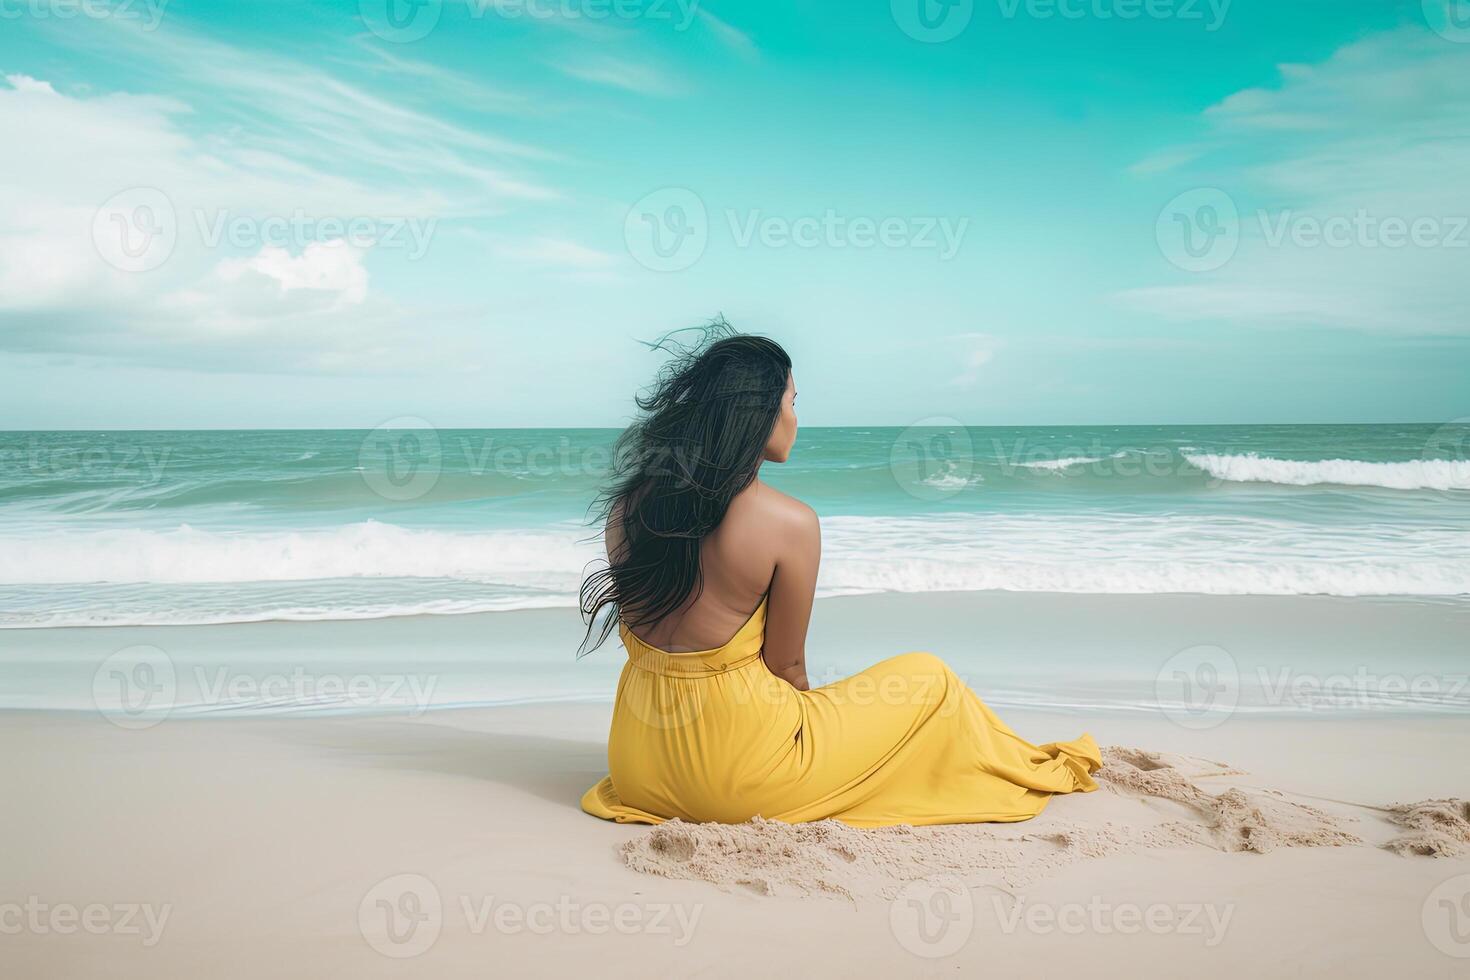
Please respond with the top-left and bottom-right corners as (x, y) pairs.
(3, 594), (1469, 979)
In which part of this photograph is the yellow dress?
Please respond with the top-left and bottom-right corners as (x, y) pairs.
(582, 598), (1101, 828)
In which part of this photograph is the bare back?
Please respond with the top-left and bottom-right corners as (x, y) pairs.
(610, 480), (820, 689)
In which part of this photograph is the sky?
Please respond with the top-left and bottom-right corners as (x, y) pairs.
(0, 0), (1467, 428)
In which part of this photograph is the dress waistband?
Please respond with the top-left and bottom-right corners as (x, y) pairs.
(618, 596), (768, 677)
(624, 645), (765, 677)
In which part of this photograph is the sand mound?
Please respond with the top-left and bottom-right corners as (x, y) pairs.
(1381, 798), (1470, 857)
(617, 745), (1379, 898)
(622, 814), (1174, 899)
(1098, 745), (1363, 853)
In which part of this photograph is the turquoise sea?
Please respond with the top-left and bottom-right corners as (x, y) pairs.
(1, 423), (1468, 629)
(2, 423), (1468, 718)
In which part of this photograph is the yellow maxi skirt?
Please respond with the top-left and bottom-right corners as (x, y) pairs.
(582, 599), (1101, 828)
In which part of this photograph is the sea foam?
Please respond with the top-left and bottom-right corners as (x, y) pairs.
(1185, 453), (1470, 491)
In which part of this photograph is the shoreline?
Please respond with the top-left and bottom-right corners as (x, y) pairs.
(5, 590), (1467, 718)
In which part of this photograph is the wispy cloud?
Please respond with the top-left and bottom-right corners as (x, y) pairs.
(697, 7), (758, 60)
(1119, 27), (1470, 336)
(551, 55), (679, 96)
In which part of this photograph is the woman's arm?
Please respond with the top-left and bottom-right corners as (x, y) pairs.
(761, 500), (820, 691)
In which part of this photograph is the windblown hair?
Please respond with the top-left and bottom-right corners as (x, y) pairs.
(579, 321), (792, 653)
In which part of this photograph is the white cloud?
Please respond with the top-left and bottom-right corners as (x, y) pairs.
(218, 241), (369, 306)
(0, 14), (562, 372)
(1120, 27), (1470, 336)
(3, 73), (57, 95)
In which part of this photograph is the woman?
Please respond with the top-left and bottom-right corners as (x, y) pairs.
(580, 327), (1100, 827)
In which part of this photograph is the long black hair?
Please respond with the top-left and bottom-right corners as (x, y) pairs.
(579, 320), (792, 652)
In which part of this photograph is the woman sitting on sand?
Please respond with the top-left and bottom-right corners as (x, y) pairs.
(580, 326), (1100, 827)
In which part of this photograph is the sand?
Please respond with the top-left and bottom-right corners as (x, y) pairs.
(618, 747), (1391, 899)
(4, 703), (1470, 978)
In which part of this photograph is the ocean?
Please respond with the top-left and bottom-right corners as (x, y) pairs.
(2, 424), (1467, 718)
(2, 423), (1467, 628)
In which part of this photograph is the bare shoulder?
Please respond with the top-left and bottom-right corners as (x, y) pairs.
(726, 480), (818, 537)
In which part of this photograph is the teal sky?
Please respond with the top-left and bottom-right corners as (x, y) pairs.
(1, 0), (1467, 427)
